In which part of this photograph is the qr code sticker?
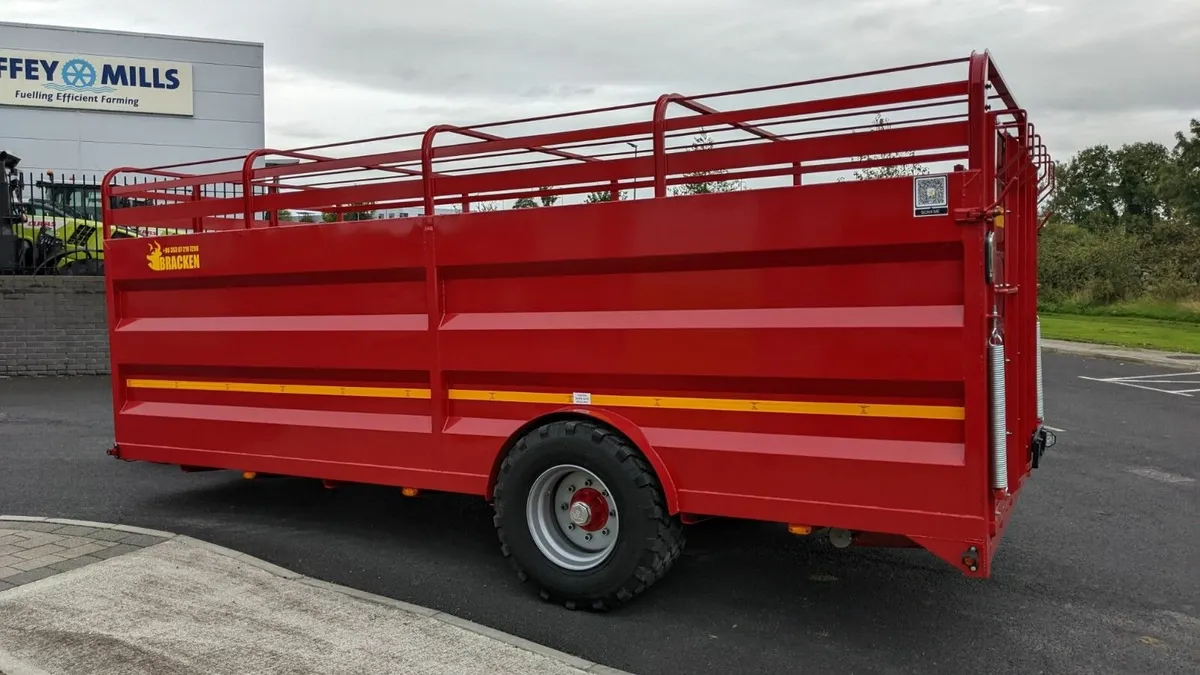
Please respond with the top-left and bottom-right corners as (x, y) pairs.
(913, 175), (949, 216)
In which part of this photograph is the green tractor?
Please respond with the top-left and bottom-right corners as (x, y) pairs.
(0, 154), (149, 276)
(36, 174), (115, 222)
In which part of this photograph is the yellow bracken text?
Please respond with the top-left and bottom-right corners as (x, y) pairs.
(146, 241), (200, 271)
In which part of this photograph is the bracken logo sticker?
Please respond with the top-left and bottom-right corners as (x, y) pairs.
(147, 241), (200, 271)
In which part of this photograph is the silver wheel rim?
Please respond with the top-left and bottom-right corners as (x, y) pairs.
(526, 464), (619, 571)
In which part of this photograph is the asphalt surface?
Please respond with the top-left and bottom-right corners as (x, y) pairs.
(1, 352), (1197, 675)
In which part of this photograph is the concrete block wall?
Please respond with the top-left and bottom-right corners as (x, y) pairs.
(0, 277), (109, 376)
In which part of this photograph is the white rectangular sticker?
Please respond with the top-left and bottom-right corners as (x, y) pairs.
(0, 48), (194, 116)
(572, 392), (593, 405)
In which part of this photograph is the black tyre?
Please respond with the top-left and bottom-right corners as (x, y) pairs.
(61, 258), (103, 276)
(493, 419), (685, 610)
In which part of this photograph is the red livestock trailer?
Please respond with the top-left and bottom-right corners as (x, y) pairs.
(100, 50), (1055, 610)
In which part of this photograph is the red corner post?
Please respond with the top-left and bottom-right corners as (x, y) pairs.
(100, 166), (134, 240)
(962, 50), (996, 531)
(420, 125), (448, 434)
(651, 94), (680, 198)
(99, 165), (129, 462)
(241, 149), (270, 228)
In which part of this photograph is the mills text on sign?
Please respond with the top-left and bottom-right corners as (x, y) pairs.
(0, 48), (194, 116)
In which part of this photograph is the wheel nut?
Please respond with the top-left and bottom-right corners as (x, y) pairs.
(561, 503), (568, 511)
(584, 534), (592, 541)
(609, 510), (616, 517)
(584, 479), (592, 486)
(601, 529), (610, 536)
(602, 491), (608, 497)
(568, 524), (575, 530)
(568, 486), (575, 493)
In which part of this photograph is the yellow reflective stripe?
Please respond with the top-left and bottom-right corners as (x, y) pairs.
(448, 389), (571, 405)
(125, 378), (431, 400)
(127, 378), (962, 420)
(451, 390), (962, 420)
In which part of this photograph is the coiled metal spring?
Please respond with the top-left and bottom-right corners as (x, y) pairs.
(1035, 318), (1045, 420)
(989, 337), (1009, 491)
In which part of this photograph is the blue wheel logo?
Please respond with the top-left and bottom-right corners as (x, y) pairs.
(43, 57), (114, 94)
(61, 59), (97, 88)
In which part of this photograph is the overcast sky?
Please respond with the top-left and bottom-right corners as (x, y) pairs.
(9, 0), (1200, 162)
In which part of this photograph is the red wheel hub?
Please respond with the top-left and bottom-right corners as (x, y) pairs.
(568, 487), (610, 532)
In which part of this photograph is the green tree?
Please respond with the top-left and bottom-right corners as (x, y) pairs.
(1037, 119), (1200, 307)
(1049, 145), (1120, 230)
(1160, 118), (1200, 224)
(322, 203), (376, 222)
(671, 131), (745, 196)
(851, 114), (929, 180)
(298, 213), (317, 223)
(1048, 140), (1178, 233)
(1113, 141), (1170, 225)
(512, 187), (558, 208)
(450, 201), (501, 213)
(586, 189), (628, 203)
(278, 210), (296, 222)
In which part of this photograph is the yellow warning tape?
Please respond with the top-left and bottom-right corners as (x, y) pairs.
(125, 378), (431, 400)
(126, 379), (963, 421)
(450, 389), (962, 420)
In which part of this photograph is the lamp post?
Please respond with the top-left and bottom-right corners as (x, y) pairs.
(626, 142), (638, 199)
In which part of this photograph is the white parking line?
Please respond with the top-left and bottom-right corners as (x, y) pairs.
(1126, 467), (1195, 485)
(1093, 371), (1200, 381)
(1045, 425), (1065, 433)
(1079, 371), (1199, 397)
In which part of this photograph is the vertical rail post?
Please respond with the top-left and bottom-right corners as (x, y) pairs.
(268, 182), (280, 227)
(100, 167), (126, 241)
(241, 149), (269, 229)
(99, 166), (125, 459)
(967, 52), (989, 179)
(963, 51), (1005, 517)
(421, 126), (443, 216)
(191, 185), (202, 233)
(421, 125), (448, 436)
(651, 94), (676, 198)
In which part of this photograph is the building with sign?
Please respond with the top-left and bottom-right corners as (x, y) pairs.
(0, 21), (264, 179)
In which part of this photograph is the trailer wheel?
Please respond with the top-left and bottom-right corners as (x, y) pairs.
(493, 419), (684, 610)
(61, 259), (103, 276)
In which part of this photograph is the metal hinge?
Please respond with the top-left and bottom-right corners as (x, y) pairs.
(955, 206), (1002, 225)
(954, 207), (987, 224)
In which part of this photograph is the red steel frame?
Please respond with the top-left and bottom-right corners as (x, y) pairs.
(100, 51), (1053, 578)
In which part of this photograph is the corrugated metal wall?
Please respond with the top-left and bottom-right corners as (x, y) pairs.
(0, 21), (264, 179)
